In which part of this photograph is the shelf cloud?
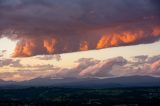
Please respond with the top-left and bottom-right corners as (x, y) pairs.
(0, 0), (160, 57)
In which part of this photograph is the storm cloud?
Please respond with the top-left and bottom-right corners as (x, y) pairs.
(0, 0), (160, 57)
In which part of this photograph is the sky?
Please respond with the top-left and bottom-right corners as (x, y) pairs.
(0, 0), (160, 81)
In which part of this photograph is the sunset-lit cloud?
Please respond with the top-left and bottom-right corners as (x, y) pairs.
(0, 0), (159, 57)
(0, 54), (160, 81)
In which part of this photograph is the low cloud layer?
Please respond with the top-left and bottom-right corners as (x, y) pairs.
(35, 54), (61, 61)
(1, 54), (159, 81)
(79, 57), (127, 77)
(0, 0), (160, 57)
(56, 55), (160, 78)
(0, 58), (22, 67)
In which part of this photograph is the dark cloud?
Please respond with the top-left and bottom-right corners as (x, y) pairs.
(1, 50), (7, 53)
(0, 50), (7, 57)
(148, 55), (160, 63)
(0, 58), (22, 67)
(35, 54), (61, 61)
(0, 0), (160, 57)
(150, 0), (160, 10)
(133, 55), (148, 63)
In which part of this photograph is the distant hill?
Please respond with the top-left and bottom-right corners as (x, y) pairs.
(0, 79), (14, 86)
(0, 76), (160, 88)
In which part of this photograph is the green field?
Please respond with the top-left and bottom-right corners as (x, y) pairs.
(0, 87), (160, 106)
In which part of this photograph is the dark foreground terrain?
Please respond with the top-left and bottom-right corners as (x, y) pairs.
(0, 87), (160, 106)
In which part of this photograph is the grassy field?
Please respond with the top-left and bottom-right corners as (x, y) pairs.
(0, 87), (160, 106)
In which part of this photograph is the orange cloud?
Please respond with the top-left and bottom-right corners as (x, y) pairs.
(43, 38), (57, 54)
(12, 39), (36, 57)
(11, 25), (160, 57)
(151, 60), (160, 71)
(96, 32), (137, 49)
(80, 41), (89, 51)
(152, 26), (160, 36)
(96, 28), (157, 49)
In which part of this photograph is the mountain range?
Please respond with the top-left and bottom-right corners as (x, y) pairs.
(0, 75), (160, 88)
